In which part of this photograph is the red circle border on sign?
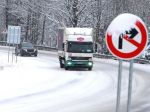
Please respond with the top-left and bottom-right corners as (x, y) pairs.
(106, 20), (148, 59)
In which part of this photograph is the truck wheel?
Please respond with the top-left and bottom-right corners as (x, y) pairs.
(60, 59), (64, 68)
(88, 67), (92, 71)
(65, 67), (68, 70)
(60, 63), (64, 68)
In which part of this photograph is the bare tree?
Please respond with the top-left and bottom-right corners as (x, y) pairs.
(0, 0), (150, 47)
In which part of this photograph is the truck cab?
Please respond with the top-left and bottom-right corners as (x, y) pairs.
(58, 28), (94, 70)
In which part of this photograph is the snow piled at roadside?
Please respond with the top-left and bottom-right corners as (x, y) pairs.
(0, 54), (15, 70)
(94, 58), (150, 73)
(0, 51), (111, 104)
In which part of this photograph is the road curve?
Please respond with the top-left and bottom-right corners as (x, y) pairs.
(0, 48), (150, 112)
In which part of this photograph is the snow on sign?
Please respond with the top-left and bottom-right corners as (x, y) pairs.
(7, 25), (21, 44)
(105, 13), (148, 60)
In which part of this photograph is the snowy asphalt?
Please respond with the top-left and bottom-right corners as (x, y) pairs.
(0, 48), (150, 112)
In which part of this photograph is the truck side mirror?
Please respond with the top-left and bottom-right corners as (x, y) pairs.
(95, 43), (97, 53)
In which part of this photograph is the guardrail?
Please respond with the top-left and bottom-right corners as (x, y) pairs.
(94, 53), (150, 64)
(94, 53), (115, 59)
(134, 58), (150, 64)
(35, 45), (57, 51)
(0, 41), (58, 51)
(0, 41), (7, 46)
(0, 41), (149, 64)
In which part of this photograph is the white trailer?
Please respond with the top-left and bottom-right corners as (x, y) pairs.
(57, 27), (95, 70)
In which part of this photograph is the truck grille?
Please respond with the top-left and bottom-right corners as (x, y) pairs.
(71, 57), (90, 60)
(74, 64), (86, 66)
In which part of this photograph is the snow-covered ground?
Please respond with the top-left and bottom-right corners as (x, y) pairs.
(0, 48), (150, 112)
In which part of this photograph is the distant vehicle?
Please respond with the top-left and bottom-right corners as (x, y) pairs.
(15, 42), (38, 57)
(145, 45), (150, 60)
(57, 27), (96, 70)
(139, 45), (150, 59)
(148, 32), (150, 42)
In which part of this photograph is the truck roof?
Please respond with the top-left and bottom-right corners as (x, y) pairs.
(65, 27), (93, 35)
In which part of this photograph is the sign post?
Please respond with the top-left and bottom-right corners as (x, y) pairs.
(127, 60), (134, 112)
(7, 25), (21, 63)
(116, 59), (123, 112)
(105, 13), (148, 112)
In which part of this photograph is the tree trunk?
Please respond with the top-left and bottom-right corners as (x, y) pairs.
(5, 0), (9, 28)
(72, 0), (78, 27)
(95, 0), (101, 42)
(25, 10), (30, 41)
(41, 16), (46, 45)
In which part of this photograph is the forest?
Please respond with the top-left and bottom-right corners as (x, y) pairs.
(0, 0), (150, 49)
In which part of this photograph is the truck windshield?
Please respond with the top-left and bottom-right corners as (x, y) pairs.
(67, 42), (93, 53)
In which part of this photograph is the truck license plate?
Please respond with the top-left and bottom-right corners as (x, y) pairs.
(77, 62), (83, 64)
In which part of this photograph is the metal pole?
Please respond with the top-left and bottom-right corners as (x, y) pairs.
(12, 27), (15, 63)
(8, 43), (10, 62)
(8, 26), (10, 63)
(16, 27), (18, 63)
(16, 28), (18, 63)
(127, 60), (134, 112)
(116, 59), (123, 112)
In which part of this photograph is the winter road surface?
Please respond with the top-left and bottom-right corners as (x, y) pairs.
(0, 48), (150, 112)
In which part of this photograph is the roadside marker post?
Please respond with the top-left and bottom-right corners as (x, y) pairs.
(105, 13), (148, 112)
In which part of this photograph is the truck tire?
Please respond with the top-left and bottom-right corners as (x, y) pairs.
(65, 67), (68, 70)
(88, 67), (92, 71)
(64, 60), (69, 70)
(59, 59), (64, 68)
(60, 62), (64, 68)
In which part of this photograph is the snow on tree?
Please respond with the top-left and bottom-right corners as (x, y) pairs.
(0, 0), (150, 48)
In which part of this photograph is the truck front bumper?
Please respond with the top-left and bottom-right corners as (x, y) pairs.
(65, 60), (93, 68)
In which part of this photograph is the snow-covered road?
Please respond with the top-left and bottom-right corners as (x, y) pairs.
(0, 48), (150, 112)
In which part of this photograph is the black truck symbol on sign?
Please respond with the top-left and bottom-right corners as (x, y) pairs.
(118, 28), (138, 49)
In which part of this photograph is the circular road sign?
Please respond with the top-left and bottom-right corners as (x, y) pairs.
(105, 13), (148, 60)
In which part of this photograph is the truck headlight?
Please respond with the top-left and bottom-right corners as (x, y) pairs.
(88, 62), (93, 66)
(67, 61), (72, 65)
